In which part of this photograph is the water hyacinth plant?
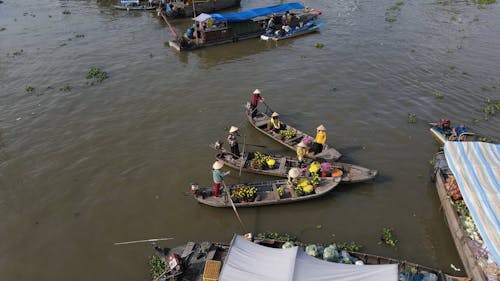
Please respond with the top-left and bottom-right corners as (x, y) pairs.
(86, 67), (108, 83)
(381, 227), (398, 246)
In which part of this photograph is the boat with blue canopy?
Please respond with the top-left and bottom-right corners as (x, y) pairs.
(164, 2), (321, 51)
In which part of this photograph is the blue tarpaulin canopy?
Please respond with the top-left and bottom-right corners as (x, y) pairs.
(208, 2), (305, 22)
(444, 142), (500, 265)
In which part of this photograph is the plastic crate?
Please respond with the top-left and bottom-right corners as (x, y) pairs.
(202, 260), (221, 281)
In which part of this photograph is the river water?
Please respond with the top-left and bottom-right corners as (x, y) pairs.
(1, 0), (499, 280)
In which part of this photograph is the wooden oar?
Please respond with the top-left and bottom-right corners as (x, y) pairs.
(239, 135), (246, 177)
(222, 181), (247, 233)
(114, 237), (174, 246)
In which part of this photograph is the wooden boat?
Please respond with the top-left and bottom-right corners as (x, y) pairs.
(164, 3), (321, 51)
(211, 144), (377, 184)
(245, 103), (342, 161)
(192, 177), (341, 208)
(158, 0), (241, 18)
(432, 151), (490, 281)
(428, 121), (482, 145)
(113, 0), (157, 10)
(260, 21), (324, 41)
(150, 235), (467, 281)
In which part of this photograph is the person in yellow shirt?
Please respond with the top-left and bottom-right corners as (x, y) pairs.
(296, 141), (308, 167)
(268, 112), (284, 133)
(311, 125), (326, 154)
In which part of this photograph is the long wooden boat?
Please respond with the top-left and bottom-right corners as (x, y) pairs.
(164, 3), (321, 51)
(150, 236), (467, 281)
(113, 0), (157, 10)
(212, 145), (377, 184)
(192, 177), (340, 208)
(432, 152), (489, 281)
(260, 21), (324, 41)
(245, 103), (342, 161)
(428, 121), (482, 145)
(159, 0), (241, 18)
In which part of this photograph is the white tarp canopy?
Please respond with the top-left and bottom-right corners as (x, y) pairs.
(219, 235), (398, 281)
(194, 13), (213, 22)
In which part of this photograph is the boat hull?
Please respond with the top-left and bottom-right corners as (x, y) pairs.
(194, 178), (340, 208)
(246, 106), (342, 161)
(261, 22), (323, 41)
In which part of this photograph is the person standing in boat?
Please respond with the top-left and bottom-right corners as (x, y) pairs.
(250, 89), (264, 118)
(296, 142), (308, 168)
(212, 161), (229, 197)
(311, 125), (327, 155)
(268, 112), (284, 133)
(227, 126), (240, 158)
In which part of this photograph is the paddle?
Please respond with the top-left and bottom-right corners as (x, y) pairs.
(222, 181), (247, 233)
(239, 135), (246, 177)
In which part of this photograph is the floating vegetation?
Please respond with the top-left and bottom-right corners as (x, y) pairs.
(386, 1), (403, 23)
(12, 49), (24, 56)
(330, 87), (337, 91)
(450, 64), (456, 70)
(149, 53), (154, 58)
(385, 15), (397, 22)
(408, 113), (417, 124)
(315, 42), (324, 49)
(429, 159), (435, 166)
(471, 118), (479, 124)
(434, 92), (445, 99)
(62, 10), (71, 15)
(480, 86), (490, 91)
(381, 227), (398, 246)
(25, 85), (35, 93)
(59, 84), (71, 92)
(75, 34), (85, 38)
(256, 231), (297, 242)
(163, 41), (169, 47)
(86, 67), (108, 83)
(482, 98), (500, 117)
(462, 70), (468, 75)
(0, 27), (5, 31)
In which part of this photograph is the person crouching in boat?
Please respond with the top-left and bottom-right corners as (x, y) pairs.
(268, 112), (285, 133)
(296, 142), (308, 168)
(288, 167), (301, 187)
(311, 125), (327, 155)
(227, 126), (240, 158)
(250, 89), (264, 118)
(212, 161), (230, 197)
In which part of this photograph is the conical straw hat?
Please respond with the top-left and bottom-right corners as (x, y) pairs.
(253, 89), (261, 94)
(213, 161), (224, 169)
(271, 112), (280, 118)
(317, 125), (326, 131)
(297, 142), (307, 148)
(288, 168), (300, 179)
(229, 126), (239, 133)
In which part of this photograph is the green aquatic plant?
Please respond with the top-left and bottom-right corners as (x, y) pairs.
(385, 15), (397, 22)
(59, 84), (71, 92)
(25, 85), (35, 93)
(75, 34), (85, 38)
(336, 241), (364, 252)
(12, 49), (24, 56)
(315, 42), (324, 49)
(0, 27), (5, 31)
(163, 41), (169, 47)
(62, 10), (71, 15)
(381, 227), (398, 246)
(408, 113), (417, 124)
(434, 92), (444, 99)
(256, 232), (297, 242)
(429, 159), (435, 166)
(462, 70), (468, 75)
(86, 67), (108, 82)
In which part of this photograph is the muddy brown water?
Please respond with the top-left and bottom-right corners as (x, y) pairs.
(0, 0), (499, 280)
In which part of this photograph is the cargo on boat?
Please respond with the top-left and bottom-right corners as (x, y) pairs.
(432, 142), (500, 281)
(149, 234), (467, 281)
(113, 0), (157, 10)
(158, 0), (241, 18)
(428, 119), (485, 145)
(163, 2), (321, 51)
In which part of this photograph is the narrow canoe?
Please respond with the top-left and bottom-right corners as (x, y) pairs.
(150, 237), (467, 281)
(428, 122), (482, 145)
(113, 5), (156, 10)
(212, 145), (377, 184)
(245, 104), (342, 161)
(193, 177), (340, 208)
(260, 21), (324, 41)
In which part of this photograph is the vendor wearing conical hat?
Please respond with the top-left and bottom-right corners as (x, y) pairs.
(296, 141), (308, 167)
(212, 161), (230, 197)
(227, 126), (240, 158)
(268, 112), (284, 133)
(311, 125), (327, 155)
(249, 89), (265, 118)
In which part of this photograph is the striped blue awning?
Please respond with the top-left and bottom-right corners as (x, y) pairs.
(444, 142), (500, 265)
